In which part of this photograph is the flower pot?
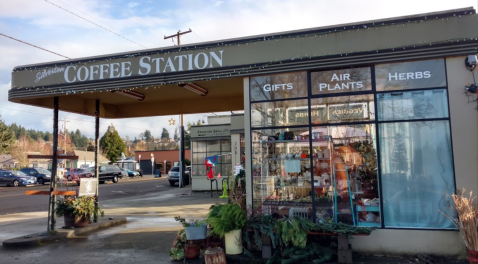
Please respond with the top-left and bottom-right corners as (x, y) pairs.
(185, 242), (201, 259)
(468, 249), (478, 264)
(74, 215), (90, 227)
(64, 213), (76, 228)
(64, 213), (90, 228)
(224, 229), (243, 255)
(185, 224), (207, 240)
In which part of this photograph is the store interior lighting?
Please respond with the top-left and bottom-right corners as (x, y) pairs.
(112, 90), (145, 101)
(179, 83), (208, 96)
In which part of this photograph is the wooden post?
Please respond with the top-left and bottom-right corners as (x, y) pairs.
(47, 96), (59, 232)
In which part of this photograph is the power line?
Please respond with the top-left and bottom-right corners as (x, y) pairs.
(0, 33), (70, 59)
(44, 0), (147, 49)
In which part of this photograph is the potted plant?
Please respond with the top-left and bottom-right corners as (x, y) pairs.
(55, 195), (104, 228)
(174, 216), (207, 240)
(207, 203), (246, 255)
(442, 189), (478, 263)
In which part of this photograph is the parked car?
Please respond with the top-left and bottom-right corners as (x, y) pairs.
(119, 168), (129, 178)
(123, 168), (141, 177)
(87, 165), (122, 184)
(167, 166), (190, 186)
(0, 170), (37, 186)
(20, 167), (51, 185)
(64, 168), (88, 181)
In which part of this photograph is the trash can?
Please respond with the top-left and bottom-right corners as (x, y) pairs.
(154, 169), (161, 178)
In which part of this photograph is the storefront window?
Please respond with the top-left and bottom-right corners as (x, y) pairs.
(249, 58), (455, 229)
(311, 67), (372, 95)
(251, 127), (311, 216)
(250, 72), (307, 101)
(379, 121), (454, 228)
(192, 139), (232, 177)
(311, 124), (379, 226)
(251, 99), (309, 127)
(375, 59), (446, 91)
(310, 94), (375, 124)
(377, 89), (449, 121)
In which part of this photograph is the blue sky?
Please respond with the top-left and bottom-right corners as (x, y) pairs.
(1, 0), (477, 139)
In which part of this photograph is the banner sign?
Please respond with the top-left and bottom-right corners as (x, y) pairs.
(79, 178), (98, 197)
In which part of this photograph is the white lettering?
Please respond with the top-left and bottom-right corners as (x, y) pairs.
(110, 63), (120, 78)
(77, 66), (89, 82)
(187, 54), (193, 70)
(64, 66), (77, 83)
(120, 62), (132, 77)
(164, 57), (176, 72)
(388, 71), (432, 81)
(99, 64), (109, 79)
(263, 84), (271, 91)
(174, 55), (187, 71)
(287, 83), (293, 90)
(194, 53), (208, 69)
(151, 58), (164, 73)
(209, 51), (223, 68)
(139, 57), (151, 75)
(89, 65), (99, 81)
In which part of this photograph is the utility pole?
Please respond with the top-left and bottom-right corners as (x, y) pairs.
(164, 29), (192, 46)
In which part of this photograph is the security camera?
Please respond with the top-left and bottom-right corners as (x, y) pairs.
(465, 55), (477, 71)
(466, 84), (478, 93)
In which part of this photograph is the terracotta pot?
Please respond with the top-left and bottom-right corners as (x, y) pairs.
(74, 215), (90, 227)
(467, 249), (478, 264)
(185, 242), (201, 259)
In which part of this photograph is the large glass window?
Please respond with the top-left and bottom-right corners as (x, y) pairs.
(379, 121), (454, 228)
(310, 94), (375, 124)
(250, 72), (307, 101)
(375, 59), (446, 91)
(377, 89), (449, 121)
(251, 99), (309, 127)
(311, 67), (372, 95)
(192, 139), (231, 177)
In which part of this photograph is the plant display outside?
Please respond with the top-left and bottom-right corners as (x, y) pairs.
(55, 195), (104, 220)
(441, 189), (478, 252)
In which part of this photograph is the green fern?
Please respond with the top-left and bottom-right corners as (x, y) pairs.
(207, 203), (246, 237)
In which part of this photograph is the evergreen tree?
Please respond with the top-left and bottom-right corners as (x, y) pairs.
(0, 116), (15, 154)
(161, 128), (170, 139)
(174, 127), (179, 141)
(99, 124), (126, 163)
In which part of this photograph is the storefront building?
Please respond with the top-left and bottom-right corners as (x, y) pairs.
(190, 114), (245, 191)
(8, 8), (478, 255)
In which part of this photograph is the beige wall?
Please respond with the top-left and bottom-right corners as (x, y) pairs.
(351, 229), (463, 255)
(446, 56), (478, 194)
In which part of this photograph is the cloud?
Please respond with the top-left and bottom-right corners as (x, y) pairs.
(0, 0), (477, 142)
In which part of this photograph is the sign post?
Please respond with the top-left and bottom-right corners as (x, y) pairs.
(150, 153), (154, 177)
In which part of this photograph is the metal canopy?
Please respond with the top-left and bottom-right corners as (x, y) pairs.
(8, 7), (478, 118)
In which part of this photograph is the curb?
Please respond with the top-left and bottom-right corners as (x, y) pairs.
(2, 217), (127, 248)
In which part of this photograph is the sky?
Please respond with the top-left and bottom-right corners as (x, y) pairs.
(1, 0), (477, 140)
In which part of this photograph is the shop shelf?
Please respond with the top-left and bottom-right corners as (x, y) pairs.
(356, 205), (380, 212)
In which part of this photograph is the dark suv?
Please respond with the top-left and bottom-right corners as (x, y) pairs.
(20, 167), (52, 185)
(88, 165), (122, 184)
